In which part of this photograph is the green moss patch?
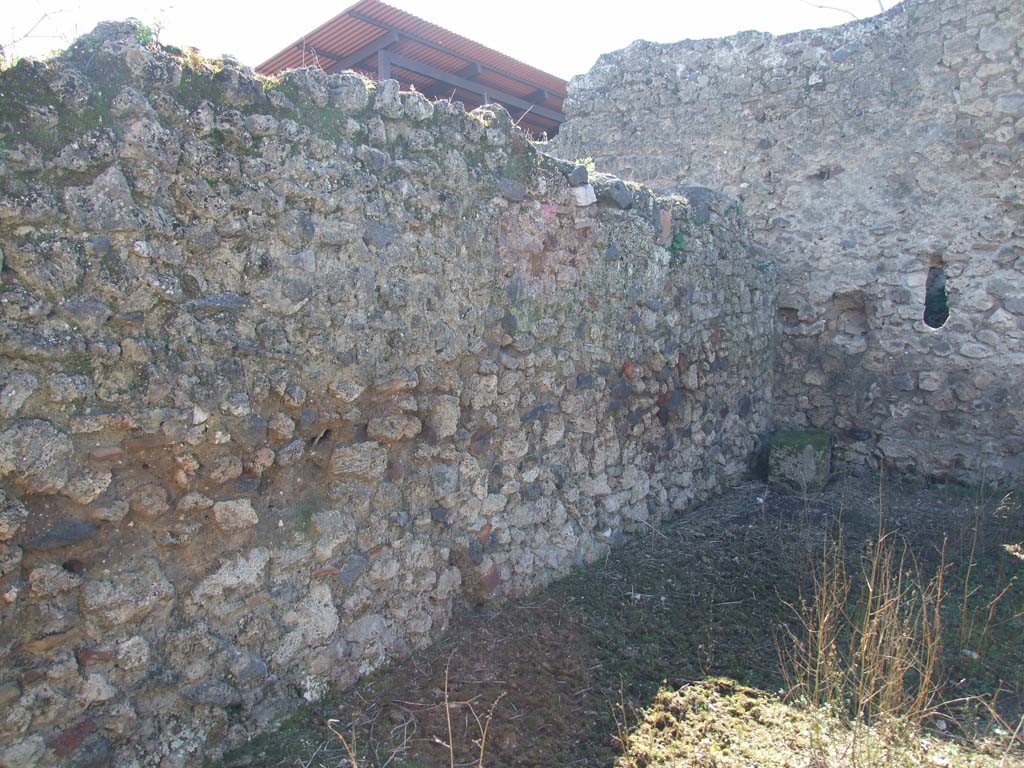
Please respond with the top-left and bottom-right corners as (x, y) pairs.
(771, 429), (832, 452)
(770, 430), (832, 491)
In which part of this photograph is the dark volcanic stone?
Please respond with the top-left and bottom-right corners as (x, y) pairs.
(232, 476), (260, 494)
(521, 403), (553, 424)
(469, 428), (493, 457)
(181, 681), (242, 707)
(191, 293), (251, 315)
(521, 482), (543, 501)
(602, 179), (633, 209)
(566, 164), (589, 186)
(70, 734), (112, 768)
(498, 178), (526, 202)
(430, 506), (450, 526)
(363, 222), (396, 249)
(229, 652), (268, 684)
(500, 311), (518, 334)
(611, 379), (633, 398)
(337, 552), (370, 587)
(233, 415), (268, 449)
(25, 519), (98, 550)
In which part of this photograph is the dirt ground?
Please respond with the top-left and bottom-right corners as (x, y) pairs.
(220, 474), (1024, 768)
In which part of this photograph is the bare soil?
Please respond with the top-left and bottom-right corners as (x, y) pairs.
(220, 474), (1024, 767)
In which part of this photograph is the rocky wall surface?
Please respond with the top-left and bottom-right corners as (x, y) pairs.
(548, 0), (1024, 481)
(0, 22), (774, 767)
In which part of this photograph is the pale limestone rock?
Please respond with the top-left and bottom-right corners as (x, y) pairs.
(366, 414), (422, 443)
(0, 420), (72, 494)
(330, 442), (388, 480)
(212, 498), (259, 531)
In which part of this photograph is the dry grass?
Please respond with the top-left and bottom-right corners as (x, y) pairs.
(620, 475), (1024, 768)
(959, 492), (1024, 656)
(780, 476), (946, 730)
(615, 678), (1017, 768)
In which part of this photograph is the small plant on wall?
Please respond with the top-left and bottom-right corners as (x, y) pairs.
(669, 233), (688, 268)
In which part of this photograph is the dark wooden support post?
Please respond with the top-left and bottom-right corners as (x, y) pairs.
(378, 50), (391, 80)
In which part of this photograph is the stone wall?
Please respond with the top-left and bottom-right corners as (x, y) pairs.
(548, 0), (1024, 481)
(0, 23), (774, 766)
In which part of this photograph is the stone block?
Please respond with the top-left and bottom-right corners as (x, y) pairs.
(330, 442), (388, 480)
(212, 499), (259, 531)
(769, 430), (832, 491)
(572, 184), (597, 206)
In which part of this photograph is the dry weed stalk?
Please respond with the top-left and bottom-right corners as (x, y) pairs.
(780, 473), (1024, 764)
(959, 491), (1023, 654)
(780, 475), (947, 734)
(326, 717), (361, 768)
(325, 654), (504, 768)
(611, 683), (636, 759)
(431, 653), (504, 768)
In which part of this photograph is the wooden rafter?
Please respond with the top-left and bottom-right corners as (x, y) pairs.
(347, 9), (550, 98)
(329, 29), (400, 71)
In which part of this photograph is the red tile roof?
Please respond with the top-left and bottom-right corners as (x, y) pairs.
(256, 0), (567, 137)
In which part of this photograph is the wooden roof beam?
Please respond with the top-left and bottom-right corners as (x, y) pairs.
(328, 29), (400, 72)
(387, 52), (564, 123)
(292, 44), (343, 63)
(457, 61), (482, 79)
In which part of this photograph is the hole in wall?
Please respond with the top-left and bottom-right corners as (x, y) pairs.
(311, 428), (332, 447)
(833, 289), (868, 336)
(924, 266), (949, 329)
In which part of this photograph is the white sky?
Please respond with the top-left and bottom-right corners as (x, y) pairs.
(3, 1), (894, 80)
